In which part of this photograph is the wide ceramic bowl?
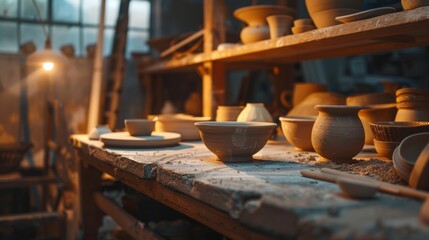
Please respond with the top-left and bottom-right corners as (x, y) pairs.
(154, 114), (211, 141)
(125, 119), (155, 136)
(305, 0), (363, 15)
(234, 5), (295, 25)
(311, 8), (359, 28)
(280, 116), (316, 151)
(195, 121), (277, 162)
(369, 121), (429, 142)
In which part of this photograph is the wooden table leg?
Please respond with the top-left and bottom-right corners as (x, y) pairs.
(78, 151), (103, 240)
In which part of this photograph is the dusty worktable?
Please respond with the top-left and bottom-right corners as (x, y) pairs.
(71, 134), (429, 239)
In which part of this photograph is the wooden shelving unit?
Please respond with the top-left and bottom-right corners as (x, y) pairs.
(141, 3), (429, 117)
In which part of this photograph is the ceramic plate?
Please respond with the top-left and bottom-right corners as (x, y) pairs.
(335, 7), (396, 23)
(100, 132), (181, 148)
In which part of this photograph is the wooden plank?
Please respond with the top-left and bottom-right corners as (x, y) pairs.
(0, 212), (60, 224)
(203, 0), (226, 52)
(141, 7), (429, 73)
(202, 61), (225, 118)
(0, 176), (59, 189)
(160, 29), (204, 58)
(94, 192), (164, 240)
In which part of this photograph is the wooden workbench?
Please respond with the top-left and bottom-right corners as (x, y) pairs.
(71, 134), (429, 239)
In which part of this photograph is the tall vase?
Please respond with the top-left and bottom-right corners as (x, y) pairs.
(311, 105), (364, 161)
(237, 103), (273, 122)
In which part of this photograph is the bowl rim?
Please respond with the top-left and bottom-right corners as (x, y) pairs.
(369, 121), (429, 127)
(195, 121), (276, 128)
(234, 5), (295, 18)
(125, 119), (155, 123)
(279, 116), (316, 122)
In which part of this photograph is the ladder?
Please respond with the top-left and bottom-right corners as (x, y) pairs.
(101, 0), (130, 130)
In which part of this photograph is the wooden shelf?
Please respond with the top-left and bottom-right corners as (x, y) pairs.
(142, 7), (429, 74)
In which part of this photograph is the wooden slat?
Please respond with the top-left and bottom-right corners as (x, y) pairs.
(0, 176), (59, 189)
(94, 192), (164, 240)
(0, 212), (60, 224)
(141, 7), (429, 73)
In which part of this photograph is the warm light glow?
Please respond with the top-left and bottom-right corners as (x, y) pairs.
(42, 62), (54, 71)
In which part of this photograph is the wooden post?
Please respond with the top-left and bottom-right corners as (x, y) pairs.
(202, 0), (226, 118)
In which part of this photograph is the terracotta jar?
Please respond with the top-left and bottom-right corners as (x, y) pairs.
(311, 105), (365, 161)
(237, 103), (273, 122)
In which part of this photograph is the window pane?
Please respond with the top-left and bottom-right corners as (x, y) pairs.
(83, 0), (119, 26)
(0, 0), (18, 18)
(127, 30), (149, 57)
(0, 22), (17, 52)
(105, 0), (120, 27)
(129, 1), (150, 29)
(83, 27), (114, 57)
(82, 0), (100, 25)
(21, 0), (48, 20)
(20, 23), (46, 51)
(52, 26), (80, 56)
(53, 0), (80, 22)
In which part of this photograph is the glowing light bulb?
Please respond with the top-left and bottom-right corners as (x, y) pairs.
(43, 62), (54, 71)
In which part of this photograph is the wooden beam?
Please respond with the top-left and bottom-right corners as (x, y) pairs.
(94, 193), (164, 240)
(0, 212), (60, 224)
(202, 61), (225, 118)
(204, 0), (226, 52)
(0, 176), (59, 189)
(160, 29), (204, 58)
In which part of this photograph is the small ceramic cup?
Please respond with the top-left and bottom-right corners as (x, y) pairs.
(125, 119), (155, 136)
(266, 15), (293, 39)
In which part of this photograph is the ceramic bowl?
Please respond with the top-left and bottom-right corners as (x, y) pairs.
(393, 147), (413, 182)
(234, 5), (295, 25)
(294, 19), (313, 26)
(401, 0), (429, 10)
(305, 0), (363, 15)
(154, 114), (211, 141)
(280, 116), (316, 151)
(346, 92), (395, 106)
(397, 132), (429, 166)
(195, 121), (277, 162)
(125, 119), (155, 136)
(358, 103), (397, 145)
(311, 8), (359, 28)
(373, 139), (399, 159)
(291, 25), (316, 34)
(369, 121), (429, 142)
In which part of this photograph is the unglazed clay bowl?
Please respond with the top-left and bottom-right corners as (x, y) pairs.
(373, 139), (399, 160)
(234, 5), (296, 26)
(369, 121), (429, 142)
(195, 121), (277, 162)
(305, 0), (363, 15)
(216, 106), (244, 122)
(291, 25), (316, 34)
(358, 103), (397, 145)
(125, 119), (155, 136)
(311, 8), (359, 28)
(154, 114), (211, 141)
(397, 132), (429, 166)
(393, 147), (413, 182)
(401, 0), (429, 10)
(280, 116), (316, 151)
(294, 18), (313, 26)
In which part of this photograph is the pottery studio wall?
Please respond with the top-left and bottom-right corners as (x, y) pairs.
(0, 53), (144, 168)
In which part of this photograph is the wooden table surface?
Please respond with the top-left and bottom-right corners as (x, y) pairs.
(71, 134), (429, 239)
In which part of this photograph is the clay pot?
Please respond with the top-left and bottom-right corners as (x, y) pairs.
(266, 15), (293, 39)
(305, 0), (363, 15)
(216, 106), (244, 122)
(311, 105), (365, 161)
(373, 139), (399, 159)
(237, 103), (273, 122)
(311, 8), (359, 28)
(280, 116), (316, 151)
(402, 0), (429, 10)
(234, 5), (295, 44)
(195, 121), (277, 162)
(346, 92), (395, 106)
(395, 109), (429, 122)
(358, 103), (397, 145)
(369, 121), (429, 142)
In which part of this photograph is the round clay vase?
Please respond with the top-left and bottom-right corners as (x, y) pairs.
(237, 103), (273, 122)
(311, 105), (365, 161)
(240, 25), (271, 44)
